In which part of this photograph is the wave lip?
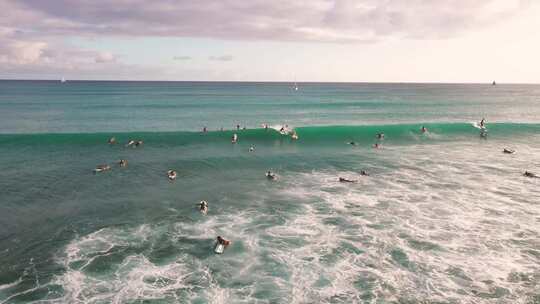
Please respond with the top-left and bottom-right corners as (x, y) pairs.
(1, 123), (539, 147)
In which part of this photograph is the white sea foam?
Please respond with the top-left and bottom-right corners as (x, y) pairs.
(31, 137), (540, 303)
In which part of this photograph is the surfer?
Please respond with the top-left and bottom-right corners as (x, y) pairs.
(339, 177), (356, 183)
(421, 126), (428, 133)
(376, 133), (385, 140)
(291, 131), (299, 140)
(232, 133), (238, 144)
(167, 170), (177, 181)
(479, 118), (486, 129)
(266, 171), (277, 180)
(93, 164), (111, 173)
(108, 137), (116, 144)
(264, 124), (268, 130)
(236, 124), (240, 130)
(523, 171), (538, 178)
(203, 126), (207, 133)
(118, 159), (128, 167)
(249, 146), (255, 152)
(503, 148), (515, 154)
(360, 170), (369, 176)
(348, 141), (356, 146)
(198, 201), (208, 214)
(126, 140), (143, 147)
(214, 236), (231, 254)
(373, 143), (381, 149)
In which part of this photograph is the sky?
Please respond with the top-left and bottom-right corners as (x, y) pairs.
(1, 0), (539, 83)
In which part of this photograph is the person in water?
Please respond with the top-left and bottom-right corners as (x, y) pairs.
(339, 177), (356, 183)
(198, 201), (208, 214)
(236, 124), (240, 130)
(108, 137), (116, 144)
(524, 171), (538, 178)
(348, 141), (356, 146)
(266, 171), (277, 180)
(232, 133), (238, 143)
(421, 126), (428, 133)
(203, 126), (207, 133)
(93, 164), (111, 173)
(118, 159), (128, 167)
(503, 148), (515, 154)
(167, 170), (177, 181)
(249, 146), (255, 152)
(376, 133), (385, 140)
(360, 170), (369, 176)
(216, 236), (231, 247)
(373, 143), (381, 149)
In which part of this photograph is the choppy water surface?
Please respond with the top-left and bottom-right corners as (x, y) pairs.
(0, 81), (539, 303)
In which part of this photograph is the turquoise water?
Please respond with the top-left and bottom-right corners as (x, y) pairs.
(0, 81), (539, 303)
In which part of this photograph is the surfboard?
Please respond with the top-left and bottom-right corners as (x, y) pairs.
(214, 243), (225, 254)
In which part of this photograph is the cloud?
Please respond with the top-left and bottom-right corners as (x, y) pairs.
(173, 56), (192, 60)
(209, 55), (233, 61)
(94, 51), (117, 63)
(1, 0), (532, 43)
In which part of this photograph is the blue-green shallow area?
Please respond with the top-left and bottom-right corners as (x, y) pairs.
(1, 81), (540, 303)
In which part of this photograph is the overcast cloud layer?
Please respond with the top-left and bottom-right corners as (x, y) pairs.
(0, 0), (533, 79)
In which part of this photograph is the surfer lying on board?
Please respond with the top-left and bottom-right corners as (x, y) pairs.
(339, 177), (356, 183)
(266, 171), (277, 180)
(198, 201), (208, 214)
(524, 171), (539, 178)
(503, 148), (515, 154)
(93, 164), (111, 173)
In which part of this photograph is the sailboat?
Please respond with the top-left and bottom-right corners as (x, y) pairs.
(492, 80), (496, 86)
(61, 77), (66, 83)
(293, 77), (299, 91)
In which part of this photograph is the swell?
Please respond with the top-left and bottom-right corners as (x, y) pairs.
(1, 123), (539, 147)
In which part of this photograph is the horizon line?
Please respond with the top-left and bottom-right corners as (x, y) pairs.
(1, 79), (539, 85)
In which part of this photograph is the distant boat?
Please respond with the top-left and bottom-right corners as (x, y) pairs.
(293, 77), (299, 91)
(61, 77), (66, 83)
(492, 81), (496, 86)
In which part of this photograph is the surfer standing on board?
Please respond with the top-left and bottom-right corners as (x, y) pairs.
(480, 118), (486, 128)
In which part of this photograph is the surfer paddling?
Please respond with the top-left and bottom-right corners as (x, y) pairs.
(93, 164), (111, 173)
(523, 171), (539, 178)
(167, 170), (177, 181)
(503, 148), (515, 154)
(198, 201), (208, 214)
(214, 236), (231, 254)
(266, 171), (277, 180)
(339, 177), (356, 183)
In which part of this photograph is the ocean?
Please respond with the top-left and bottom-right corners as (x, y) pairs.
(0, 80), (539, 303)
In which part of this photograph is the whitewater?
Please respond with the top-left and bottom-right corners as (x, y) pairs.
(0, 81), (539, 303)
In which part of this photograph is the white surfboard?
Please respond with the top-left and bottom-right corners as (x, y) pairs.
(214, 243), (225, 254)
